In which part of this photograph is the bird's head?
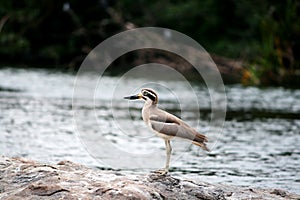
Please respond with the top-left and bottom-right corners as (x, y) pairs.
(124, 88), (158, 104)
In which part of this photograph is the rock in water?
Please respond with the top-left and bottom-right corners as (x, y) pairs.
(0, 156), (299, 199)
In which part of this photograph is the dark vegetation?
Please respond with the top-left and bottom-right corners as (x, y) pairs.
(0, 0), (299, 86)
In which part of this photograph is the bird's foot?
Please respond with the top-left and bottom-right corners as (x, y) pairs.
(152, 169), (168, 175)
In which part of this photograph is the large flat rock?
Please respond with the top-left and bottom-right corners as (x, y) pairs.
(0, 156), (299, 199)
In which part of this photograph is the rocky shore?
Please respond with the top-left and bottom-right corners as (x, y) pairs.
(0, 156), (299, 200)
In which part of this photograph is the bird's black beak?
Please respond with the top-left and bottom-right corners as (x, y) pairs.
(124, 93), (142, 100)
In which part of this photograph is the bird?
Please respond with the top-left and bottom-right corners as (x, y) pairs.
(124, 88), (209, 175)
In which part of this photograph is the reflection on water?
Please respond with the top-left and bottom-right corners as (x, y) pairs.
(0, 68), (299, 193)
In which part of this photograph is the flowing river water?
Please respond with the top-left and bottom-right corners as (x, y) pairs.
(0, 67), (299, 193)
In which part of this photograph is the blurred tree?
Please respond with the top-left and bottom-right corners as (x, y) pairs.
(0, 0), (299, 86)
(0, 0), (119, 68)
(244, 0), (300, 86)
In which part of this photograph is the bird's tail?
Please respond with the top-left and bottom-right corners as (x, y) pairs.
(192, 141), (210, 152)
(192, 132), (210, 151)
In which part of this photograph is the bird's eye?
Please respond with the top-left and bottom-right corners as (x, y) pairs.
(143, 91), (148, 96)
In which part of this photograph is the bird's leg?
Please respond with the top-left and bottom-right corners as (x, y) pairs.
(165, 139), (172, 172)
(154, 139), (172, 175)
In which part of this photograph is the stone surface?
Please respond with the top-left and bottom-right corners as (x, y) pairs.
(0, 156), (299, 200)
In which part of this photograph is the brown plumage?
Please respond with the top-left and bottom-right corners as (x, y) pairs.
(149, 108), (209, 151)
(124, 88), (209, 174)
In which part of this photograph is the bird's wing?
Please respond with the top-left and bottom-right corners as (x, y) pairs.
(148, 111), (180, 125)
(149, 109), (208, 145)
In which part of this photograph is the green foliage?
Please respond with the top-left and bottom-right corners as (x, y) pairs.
(244, 0), (300, 86)
(0, 0), (112, 67)
(0, 33), (30, 54)
(0, 0), (299, 86)
(116, 0), (265, 58)
(116, 0), (300, 86)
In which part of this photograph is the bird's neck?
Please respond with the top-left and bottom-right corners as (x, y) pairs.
(142, 101), (157, 124)
(144, 100), (156, 108)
